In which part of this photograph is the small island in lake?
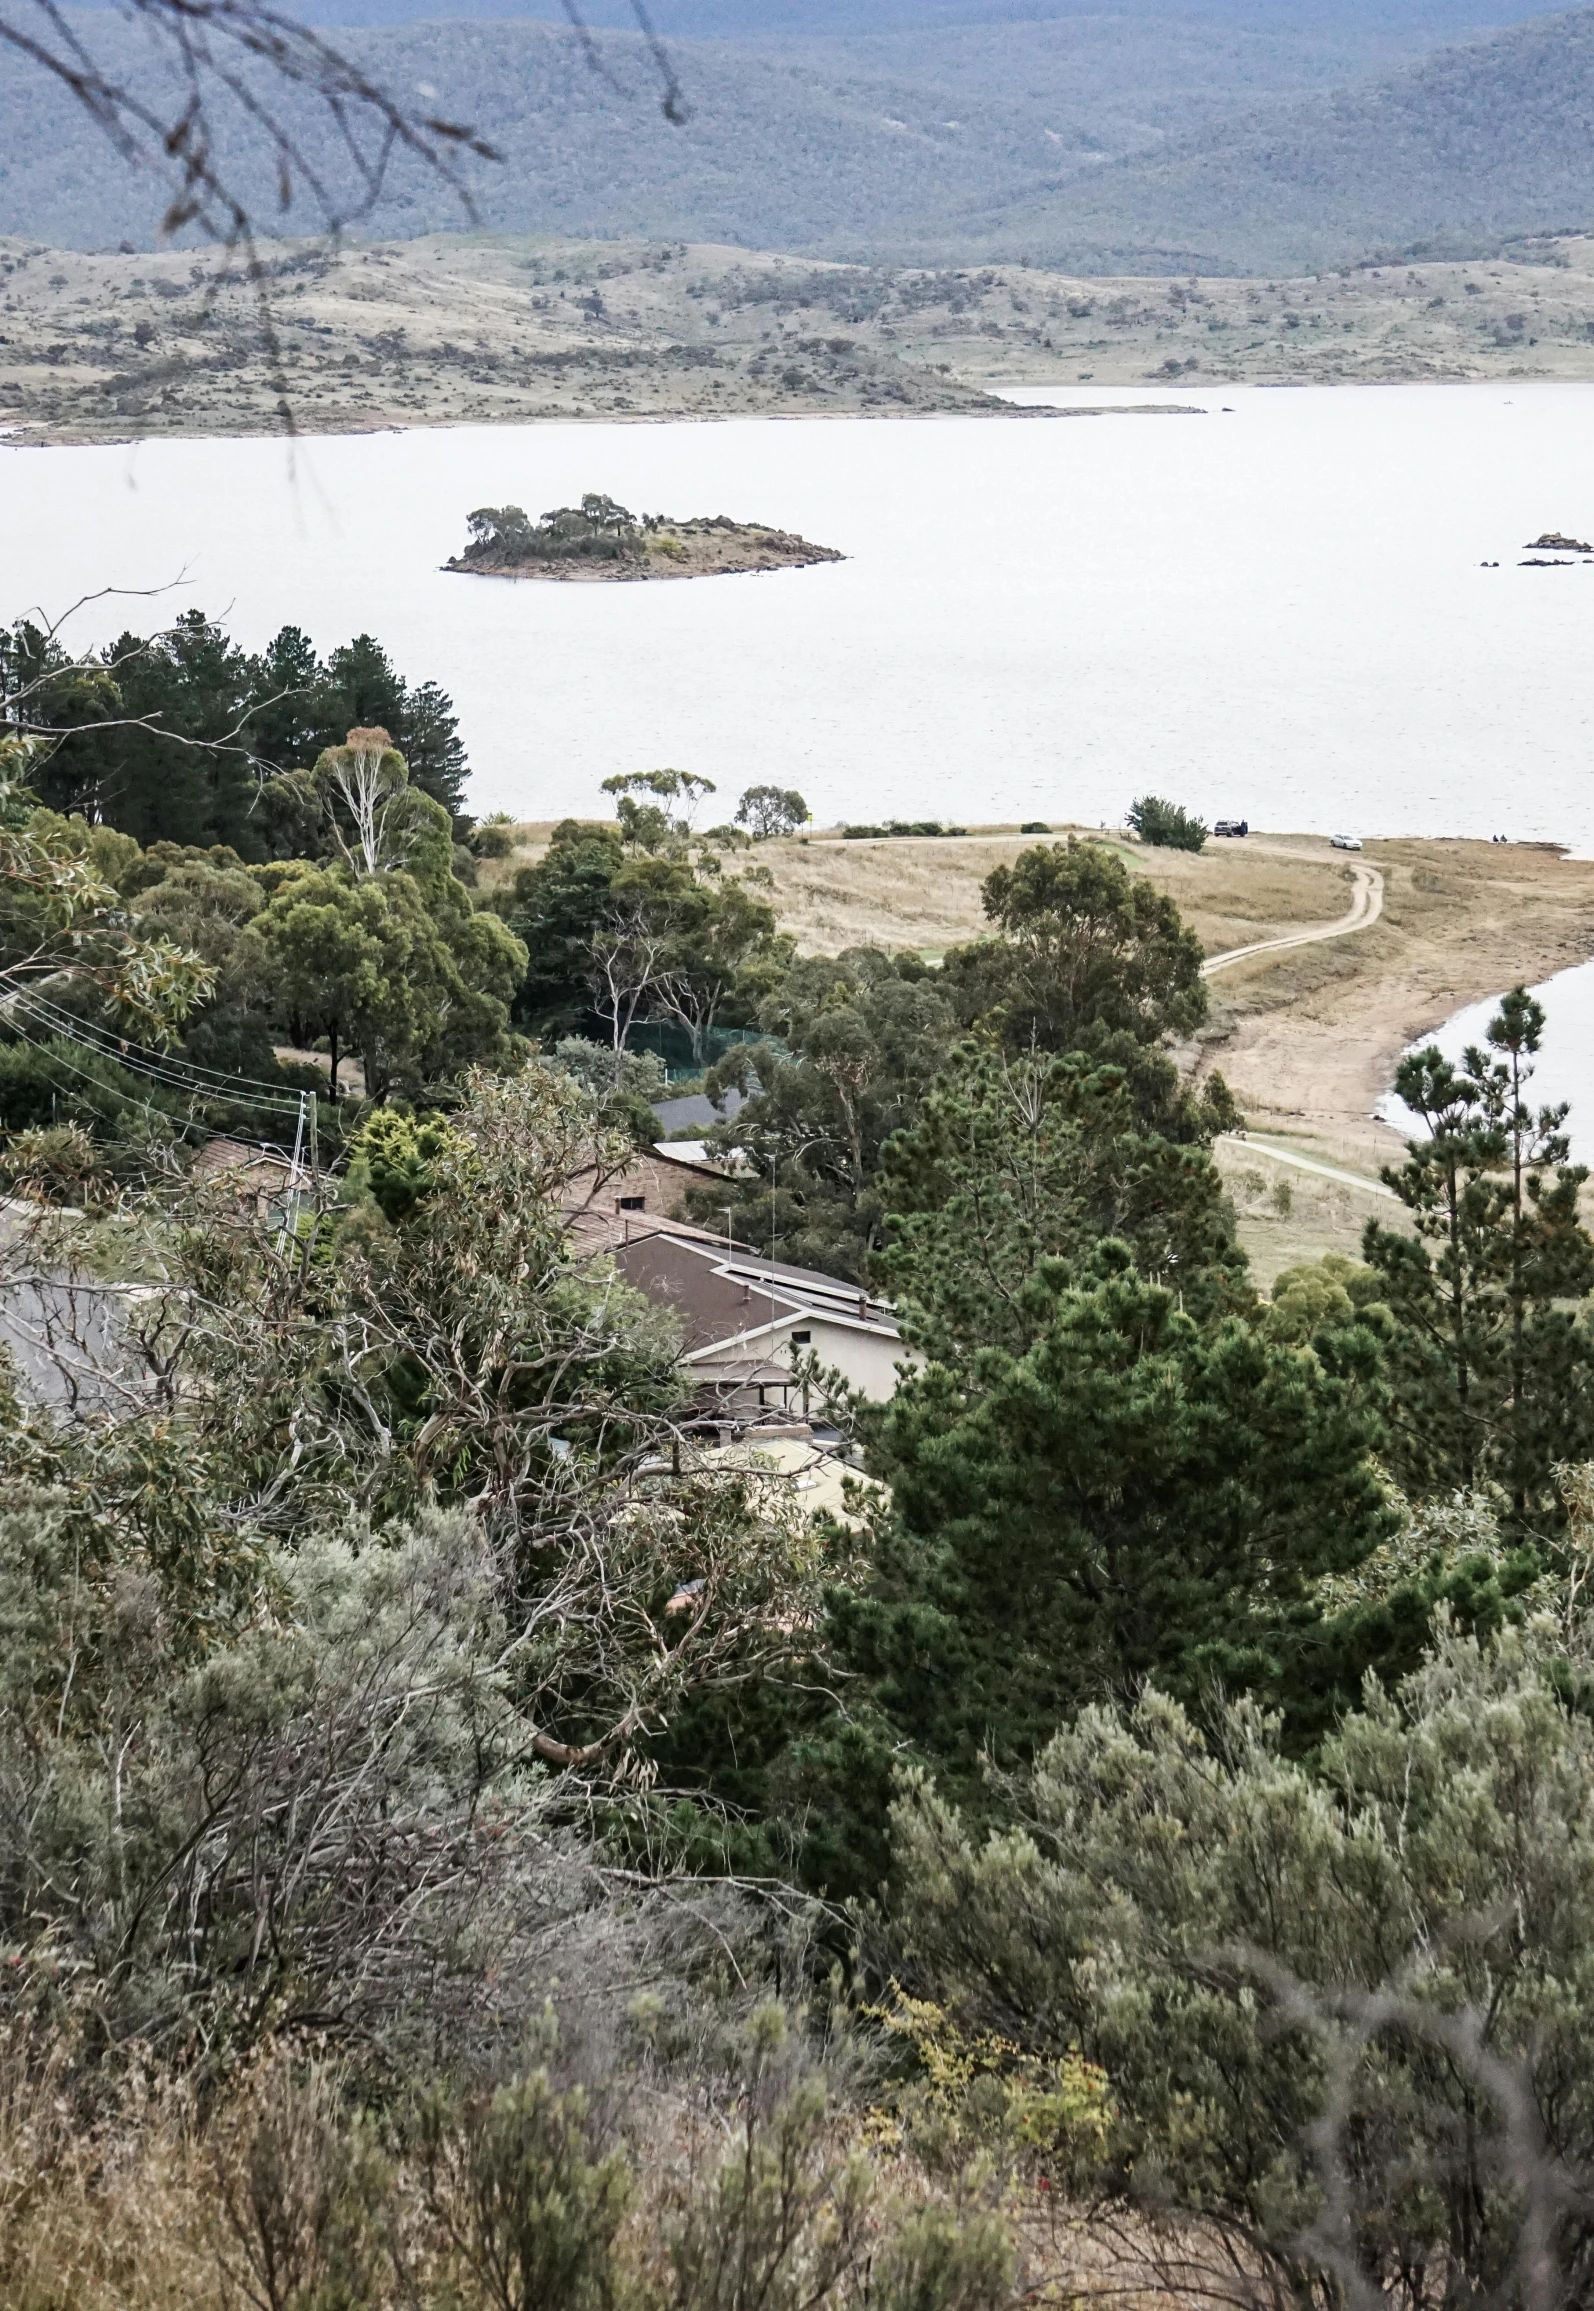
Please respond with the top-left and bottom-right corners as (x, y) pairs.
(445, 493), (844, 583)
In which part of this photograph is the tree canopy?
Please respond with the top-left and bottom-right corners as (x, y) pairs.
(936, 838), (1228, 1136)
(736, 784), (810, 839)
(1365, 988), (1594, 1520)
(6, 613), (470, 851)
(1128, 792), (1208, 850)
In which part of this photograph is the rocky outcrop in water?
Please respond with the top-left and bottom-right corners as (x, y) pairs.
(446, 494), (843, 583)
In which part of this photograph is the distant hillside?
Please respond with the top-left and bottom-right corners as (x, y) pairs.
(292, 0), (1581, 36)
(1022, 6), (1594, 271)
(2, 4), (1594, 269)
(0, 20), (1066, 252)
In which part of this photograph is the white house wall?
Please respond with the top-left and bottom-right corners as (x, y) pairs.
(799, 1319), (910, 1403)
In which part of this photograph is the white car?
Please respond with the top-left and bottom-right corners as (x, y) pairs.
(1330, 832), (1364, 851)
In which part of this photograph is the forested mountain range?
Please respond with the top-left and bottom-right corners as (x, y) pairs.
(2, 0), (1593, 269)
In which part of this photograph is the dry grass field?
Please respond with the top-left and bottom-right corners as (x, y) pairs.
(752, 828), (1352, 959)
(1195, 837), (1594, 1167)
(477, 820), (1351, 955)
(1212, 1139), (1402, 1287)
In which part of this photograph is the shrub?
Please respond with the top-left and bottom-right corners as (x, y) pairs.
(1127, 794), (1207, 851)
(892, 1622), (1594, 2311)
(419, 2068), (632, 2311)
(0, 1122), (101, 1199)
(347, 1106), (468, 1224)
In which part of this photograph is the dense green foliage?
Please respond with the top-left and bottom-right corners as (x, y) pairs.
(1365, 987), (1594, 1520)
(693, 945), (955, 1281)
(5, 613), (469, 850)
(892, 1610), (1594, 2311)
(0, 728), (523, 1152)
(1127, 793), (1207, 851)
(697, 841), (1233, 1282)
(875, 1042), (1249, 1359)
(10, 750), (1594, 2311)
(938, 838), (1222, 1124)
(497, 808), (790, 1059)
(854, 1252), (1388, 1795)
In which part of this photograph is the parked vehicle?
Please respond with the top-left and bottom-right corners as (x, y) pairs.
(1213, 819), (1249, 838)
(1330, 832), (1364, 851)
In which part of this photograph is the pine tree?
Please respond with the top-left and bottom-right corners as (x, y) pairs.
(70, 613), (258, 852)
(313, 637), (469, 821)
(876, 1039), (1251, 1363)
(1364, 988), (1594, 1518)
(244, 624), (325, 774)
(839, 1248), (1390, 1825)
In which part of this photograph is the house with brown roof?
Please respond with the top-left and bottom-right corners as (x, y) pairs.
(557, 1143), (909, 1414)
(608, 1221), (906, 1414)
(560, 1141), (733, 1250)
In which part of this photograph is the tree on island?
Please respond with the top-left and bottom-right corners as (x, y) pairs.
(462, 496), (642, 567)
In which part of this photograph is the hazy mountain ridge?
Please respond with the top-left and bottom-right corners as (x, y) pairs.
(0, 18), (1104, 252)
(2, 3), (1593, 270)
(1027, 4), (1594, 270)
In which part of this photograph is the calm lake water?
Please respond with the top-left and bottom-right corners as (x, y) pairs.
(1379, 957), (1594, 1166)
(8, 383), (1594, 835)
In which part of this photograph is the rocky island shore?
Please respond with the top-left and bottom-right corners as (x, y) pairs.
(446, 494), (843, 582)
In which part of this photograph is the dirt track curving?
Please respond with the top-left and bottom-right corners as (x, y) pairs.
(1202, 851), (1384, 977)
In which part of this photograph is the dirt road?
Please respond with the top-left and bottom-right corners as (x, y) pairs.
(1203, 853), (1384, 976)
(1192, 839), (1594, 1186)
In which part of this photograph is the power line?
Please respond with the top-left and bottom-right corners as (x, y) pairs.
(3, 999), (328, 1188)
(13, 988), (309, 1113)
(9, 1001), (308, 1127)
(0, 1011), (220, 1148)
(7, 1008), (302, 1125)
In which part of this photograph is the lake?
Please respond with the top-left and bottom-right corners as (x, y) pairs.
(7, 383), (1594, 834)
(1379, 955), (1594, 1166)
